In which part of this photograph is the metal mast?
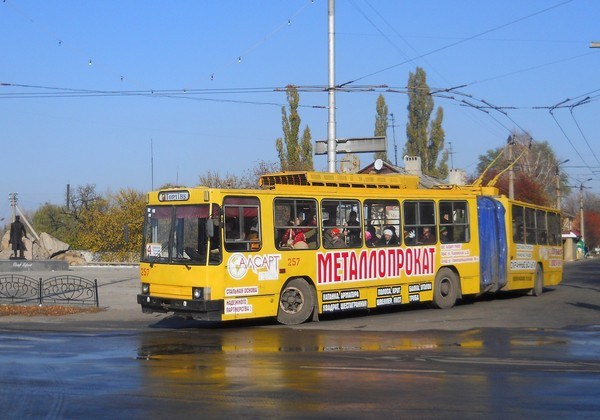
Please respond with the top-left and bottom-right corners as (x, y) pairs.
(327, 0), (336, 173)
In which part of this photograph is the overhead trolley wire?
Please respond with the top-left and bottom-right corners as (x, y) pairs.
(338, 0), (575, 87)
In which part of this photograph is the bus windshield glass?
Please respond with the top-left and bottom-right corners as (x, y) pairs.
(142, 204), (221, 265)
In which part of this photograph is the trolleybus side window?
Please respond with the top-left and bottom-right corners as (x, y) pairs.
(512, 205), (525, 243)
(404, 201), (436, 245)
(536, 210), (548, 245)
(321, 200), (361, 248)
(439, 200), (470, 243)
(363, 199), (400, 247)
(547, 212), (561, 246)
(525, 207), (536, 244)
(223, 196), (261, 252)
(274, 198), (318, 250)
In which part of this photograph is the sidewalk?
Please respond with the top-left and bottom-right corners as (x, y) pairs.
(0, 265), (166, 329)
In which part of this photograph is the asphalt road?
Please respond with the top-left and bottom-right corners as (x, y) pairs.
(0, 260), (598, 418)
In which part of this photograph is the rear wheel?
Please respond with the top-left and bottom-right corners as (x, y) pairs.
(277, 278), (314, 325)
(530, 265), (544, 296)
(432, 268), (459, 309)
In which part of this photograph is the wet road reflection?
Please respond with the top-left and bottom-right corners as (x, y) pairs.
(1, 326), (599, 418)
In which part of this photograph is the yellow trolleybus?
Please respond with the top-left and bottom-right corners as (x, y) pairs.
(137, 171), (563, 325)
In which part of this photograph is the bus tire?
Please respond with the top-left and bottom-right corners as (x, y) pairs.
(531, 265), (544, 296)
(277, 278), (315, 325)
(432, 268), (459, 309)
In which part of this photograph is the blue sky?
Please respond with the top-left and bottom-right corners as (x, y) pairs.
(2, 0), (599, 222)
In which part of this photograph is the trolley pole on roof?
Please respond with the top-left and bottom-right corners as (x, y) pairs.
(327, 0), (336, 173)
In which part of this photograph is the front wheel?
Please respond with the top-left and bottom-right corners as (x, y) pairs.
(277, 278), (315, 325)
(432, 268), (459, 309)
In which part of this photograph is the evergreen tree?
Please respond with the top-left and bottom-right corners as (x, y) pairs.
(300, 126), (314, 171)
(428, 107), (448, 178)
(374, 94), (388, 162)
(276, 85), (314, 171)
(405, 67), (448, 178)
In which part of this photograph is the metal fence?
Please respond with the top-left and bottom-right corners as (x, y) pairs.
(0, 274), (99, 307)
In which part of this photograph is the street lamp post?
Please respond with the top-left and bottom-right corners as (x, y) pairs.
(555, 159), (569, 210)
(579, 178), (593, 246)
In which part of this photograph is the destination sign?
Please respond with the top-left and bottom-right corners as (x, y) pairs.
(158, 190), (190, 202)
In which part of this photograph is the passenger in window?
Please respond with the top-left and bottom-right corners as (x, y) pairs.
(280, 218), (297, 248)
(343, 211), (361, 246)
(292, 231), (309, 249)
(513, 224), (524, 243)
(377, 227), (399, 246)
(225, 218), (238, 240)
(440, 226), (450, 243)
(404, 229), (416, 245)
(324, 228), (345, 248)
(300, 213), (318, 246)
(364, 230), (373, 247)
(441, 212), (451, 224)
(245, 218), (259, 239)
(246, 225), (259, 241)
(365, 225), (377, 247)
(345, 211), (360, 228)
(419, 227), (436, 244)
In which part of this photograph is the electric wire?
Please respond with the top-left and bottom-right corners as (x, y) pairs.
(338, 0), (575, 87)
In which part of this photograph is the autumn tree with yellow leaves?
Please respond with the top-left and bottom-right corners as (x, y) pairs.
(33, 186), (145, 262)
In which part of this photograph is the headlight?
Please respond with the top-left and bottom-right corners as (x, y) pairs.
(141, 283), (150, 294)
(192, 287), (211, 300)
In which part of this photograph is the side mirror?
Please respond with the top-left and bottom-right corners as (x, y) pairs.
(206, 219), (214, 238)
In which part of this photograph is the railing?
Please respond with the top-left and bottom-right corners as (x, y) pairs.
(0, 274), (99, 307)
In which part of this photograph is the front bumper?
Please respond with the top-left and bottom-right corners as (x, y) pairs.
(137, 294), (224, 321)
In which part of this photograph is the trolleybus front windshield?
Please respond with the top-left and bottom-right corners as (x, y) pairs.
(142, 204), (221, 266)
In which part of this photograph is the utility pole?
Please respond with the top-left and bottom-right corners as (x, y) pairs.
(389, 113), (398, 166)
(555, 159), (569, 210)
(326, 0), (336, 173)
(448, 141), (455, 170)
(507, 135), (515, 199)
(579, 178), (592, 245)
(9, 193), (17, 222)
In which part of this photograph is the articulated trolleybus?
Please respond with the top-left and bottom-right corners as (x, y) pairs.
(138, 171), (563, 325)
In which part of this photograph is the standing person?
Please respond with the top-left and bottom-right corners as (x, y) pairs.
(343, 210), (361, 246)
(9, 215), (27, 259)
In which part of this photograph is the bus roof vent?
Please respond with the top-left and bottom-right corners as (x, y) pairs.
(259, 171), (420, 190)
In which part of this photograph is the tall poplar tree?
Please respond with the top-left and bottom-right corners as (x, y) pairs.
(374, 94), (388, 162)
(405, 67), (448, 178)
(276, 85), (313, 171)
